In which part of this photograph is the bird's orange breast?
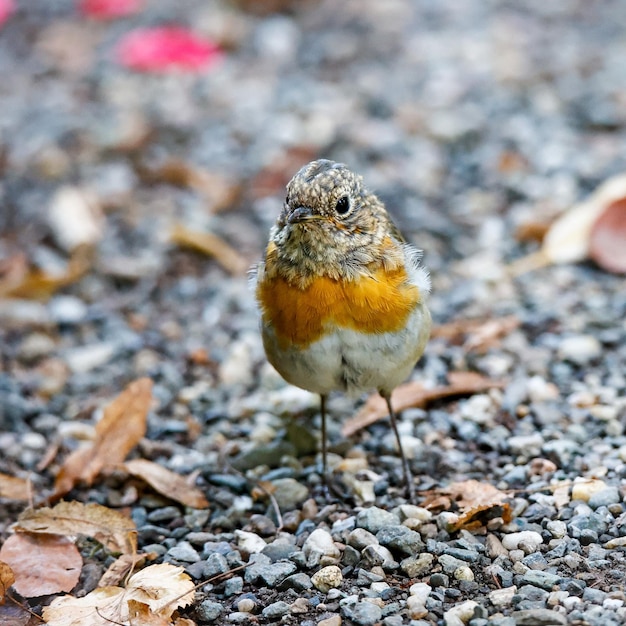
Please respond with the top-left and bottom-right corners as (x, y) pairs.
(256, 263), (421, 350)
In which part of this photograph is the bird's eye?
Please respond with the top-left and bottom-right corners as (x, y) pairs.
(335, 196), (350, 215)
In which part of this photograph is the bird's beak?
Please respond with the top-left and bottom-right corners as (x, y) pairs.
(288, 206), (319, 224)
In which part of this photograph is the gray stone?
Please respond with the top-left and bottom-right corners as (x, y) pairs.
(511, 608), (567, 625)
(376, 525), (425, 555)
(224, 576), (244, 596)
(261, 601), (290, 619)
(356, 507), (399, 534)
(282, 573), (313, 591)
(438, 553), (468, 574)
(588, 487), (620, 509)
(349, 528), (379, 549)
(166, 541), (200, 563)
(197, 600), (223, 622)
(342, 600), (383, 626)
(271, 478), (309, 510)
(262, 540), (298, 562)
(204, 552), (229, 577)
(400, 553), (435, 577)
(522, 570), (562, 590)
(361, 544), (398, 570)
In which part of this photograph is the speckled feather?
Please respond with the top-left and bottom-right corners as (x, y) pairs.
(253, 159), (431, 396)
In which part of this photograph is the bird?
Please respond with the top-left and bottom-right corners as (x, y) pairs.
(252, 159), (431, 500)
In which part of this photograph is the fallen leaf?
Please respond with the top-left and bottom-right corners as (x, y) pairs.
(15, 501), (137, 555)
(510, 172), (626, 274)
(0, 0), (14, 28)
(589, 197), (626, 274)
(116, 27), (222, 73)
(124, 459), (209, 509)
(431, 316), (520, 353)
(342, 372), (504, 437)
(128, 600), (171, 626)
(421, 480), (512, 531)
(170, 223), (247, 275)
(0, 561), (15, 604)
(79, 0), (143, 19)
(134, 158), (241, 212)
(0, 534), (81, 597)
(98, 552), (148, 587)
(0, 473), (30, 500)
(48, 186), (104, 252)
(0, 244), (93, 300)
(54, 377), (152, 497)
(43, 564), (194, 626)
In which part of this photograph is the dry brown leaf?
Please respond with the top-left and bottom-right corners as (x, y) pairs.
(0, 534), (81, 597)
(431, 316), (520, 353)
(421, 480), (512, 532)
(43, 564), (194, 626)
(0, 244), (93, 301)
(54, 377), (152, 497)
(124, 459), (209, 509)
(342, 372), (504, 437)
(0, 561), (15, 605)
(98, 552), (150, 587)
(589, 197), (626, 273)
(128, 600), (171, 626)
(0, 473), (30, 501)
(510, 172), (626, 274)
(15, 501), (137, 556)
(170, 223), (247, 275)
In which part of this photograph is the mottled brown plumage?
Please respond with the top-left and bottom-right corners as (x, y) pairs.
(253, 159), (431, 500)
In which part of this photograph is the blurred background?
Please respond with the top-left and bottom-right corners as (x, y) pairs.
(1, 0), (626, 468)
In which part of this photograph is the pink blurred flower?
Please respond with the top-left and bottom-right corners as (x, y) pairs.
(78, 0), (143, 19)
(0, 0), (15, 28)
(116, 26), (222, 72)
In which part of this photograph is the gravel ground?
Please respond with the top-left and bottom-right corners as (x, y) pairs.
(2, 1), (626, 625)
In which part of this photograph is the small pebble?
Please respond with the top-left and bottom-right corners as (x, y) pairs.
(311, 565), (343, 593)
(303, 528), (341, 566)
(501, 531), (543, 553)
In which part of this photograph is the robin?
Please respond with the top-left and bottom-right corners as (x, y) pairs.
(253, 159), (431, 500)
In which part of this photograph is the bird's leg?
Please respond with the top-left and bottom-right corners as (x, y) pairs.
(320, 393), (330, 497)
(381, 390), (415, 502)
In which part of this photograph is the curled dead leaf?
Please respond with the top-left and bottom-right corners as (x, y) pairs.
(43, 564), (194, 626)
(170, 223), (247, 275)
(54, 377), (152, 497)
(0, 244), (93, 301)
(510, 172), (626, 275)
(15, 501), (137, 555)
(589, 197), (626, 273)
(343, 372), (504, 437)
(421, 480), (512, 532)
(124, 459), (209, 509)
(0, 472), (30, 501)
(0, 561), (15, 604)
(0, 534), (81, 597)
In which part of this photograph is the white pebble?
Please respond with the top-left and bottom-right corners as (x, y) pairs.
(443, 599), (478, 626)
(303, 529), (341, 567)
(489, 586), (517, 608)
(501, 531), (543, 552)
(406, 596), (428, 619)
(558, 335), (602, 365)
(409, 582), (432, 603)
(234, 530), (266, 555)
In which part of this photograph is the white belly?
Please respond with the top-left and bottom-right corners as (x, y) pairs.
(261, 303), (431, 396)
